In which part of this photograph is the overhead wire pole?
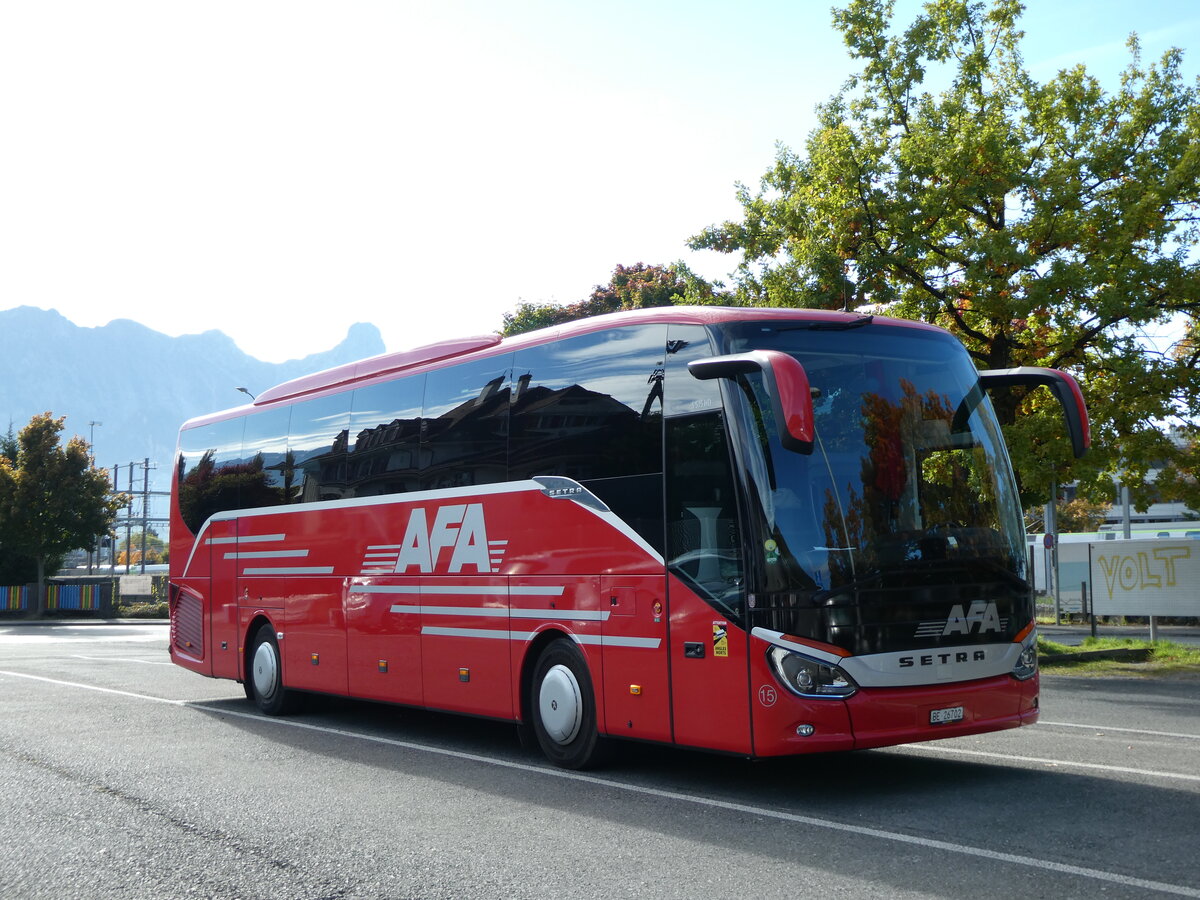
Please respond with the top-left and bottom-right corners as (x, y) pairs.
(84, 421), (103, 573)
(125, 462), (134, 574)
(108, 459), (170, 574)
(140, 458), (152, 574)
(111, 462), (118, 568)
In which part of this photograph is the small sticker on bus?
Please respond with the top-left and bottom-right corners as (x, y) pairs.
(713, 622), (729, 657)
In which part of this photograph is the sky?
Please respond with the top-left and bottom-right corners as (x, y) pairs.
(3, 0), (1200, 363)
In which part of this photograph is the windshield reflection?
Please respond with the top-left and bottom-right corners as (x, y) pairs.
(720, 322), (1029, 654)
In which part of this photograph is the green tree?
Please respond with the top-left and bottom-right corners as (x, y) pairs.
(691, 0), (1200, 508)
(1, 424), (16, 465)
(501, 262), (717, 336)
(1056, 497), (1111, 533)
(117, 528), (168, 566)
(0, 413), (125, 614)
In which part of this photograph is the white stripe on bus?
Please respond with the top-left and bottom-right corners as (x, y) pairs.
(398, 606), (508, 618)
(356, 584), (566, 596)
(206, 534), (287, 545)
(242, 566), (336, 575)
(422, 626), (531, 641)
(224, 550), (309, 560)
(386, 605), (611, 622)
(510, 608), (610, 622)
(419, 626), (658, 649)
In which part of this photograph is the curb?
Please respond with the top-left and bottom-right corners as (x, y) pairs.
(0, 618), (169, 626)
(1040, 648), (1153, 664)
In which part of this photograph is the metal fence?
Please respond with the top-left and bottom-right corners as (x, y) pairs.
(3, 585), (29, 611)
(0, 580), (116, 614)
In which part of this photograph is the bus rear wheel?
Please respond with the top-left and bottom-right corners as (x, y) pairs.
(530, 640), (606, 770)
(247, 623), (300, 715)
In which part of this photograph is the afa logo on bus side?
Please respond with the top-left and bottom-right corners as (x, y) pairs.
(394, 503), (495, 573)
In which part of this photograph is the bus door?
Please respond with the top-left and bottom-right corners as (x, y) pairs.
(662, 326), (754, 753)
(601, 574), (671, 743)
(661, 437), (753, 754)
(667, 576), (752, 754)
(207, 519), (242, 680)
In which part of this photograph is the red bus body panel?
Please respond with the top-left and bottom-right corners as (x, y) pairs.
(346, 576), (423, 705)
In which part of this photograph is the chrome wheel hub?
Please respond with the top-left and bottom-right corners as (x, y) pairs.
(252, 641), (278, 699)
(538, 663), (582, 744)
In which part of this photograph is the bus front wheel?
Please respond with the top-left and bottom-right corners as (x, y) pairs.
(530, 640), (606, 770)
(247, 623), (300, 715)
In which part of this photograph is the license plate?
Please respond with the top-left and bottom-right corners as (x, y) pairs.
(930, 705), (964, 725)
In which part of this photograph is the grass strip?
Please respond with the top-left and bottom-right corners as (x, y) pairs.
(1038, 636), (1200, 677)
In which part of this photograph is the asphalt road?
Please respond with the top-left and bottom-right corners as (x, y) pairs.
(1, 622), (1198, 899)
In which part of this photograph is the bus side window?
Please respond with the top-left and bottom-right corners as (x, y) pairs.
(239, 406), (293, 511)
(287, 393), (351, 503)
(420, 355), (514, 491)
(512, 325), (666, 552)
(347, 375), (425, 498)
(176, 416), (248, 535)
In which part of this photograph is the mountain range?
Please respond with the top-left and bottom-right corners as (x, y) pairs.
(0, 306), (387, 490)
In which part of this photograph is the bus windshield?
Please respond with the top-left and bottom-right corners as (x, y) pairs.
(718, 321), (1029, 655)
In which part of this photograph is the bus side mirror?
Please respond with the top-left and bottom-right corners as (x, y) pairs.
(688, 350), (815, 454)
(977, 367), (1091, 458)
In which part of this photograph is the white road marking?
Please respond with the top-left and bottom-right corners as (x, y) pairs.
(3, 668), (1198, 898)
(71, 655), (174, 666)
(887, 743), (1200, 782)
(0, 671), (187, 704)
(1039, 720), (1200, 741)
(0, 633), (164, 644)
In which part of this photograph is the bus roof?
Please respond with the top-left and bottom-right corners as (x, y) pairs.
(187, 306), (944, 427)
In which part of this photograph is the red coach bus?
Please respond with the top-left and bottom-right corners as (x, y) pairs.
(169, 306), (1088, 768)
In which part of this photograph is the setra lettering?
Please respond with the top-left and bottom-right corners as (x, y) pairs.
(899, 650), (986, 668)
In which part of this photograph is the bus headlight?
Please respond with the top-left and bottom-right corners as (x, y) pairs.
(1012, 641), (1038, 681)
(767, 646), (857, 699)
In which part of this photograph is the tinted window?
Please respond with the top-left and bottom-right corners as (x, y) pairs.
(511, 325), (665, 481)
(239, 406), (293, 510)
(176, 416), (248, 535)
(716, 321), (1028, 652)
(664, 325), (722, 417)
(347, 375), (425, 497)
(664, 324), (744, 620)
(288, 392), (352, 502)
(421, 354), (513, 491)
(512, 325), (666, 552)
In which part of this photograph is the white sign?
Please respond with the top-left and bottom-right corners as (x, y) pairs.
(1090, 540), (1200, 616)
(119, 574), (154, 597)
